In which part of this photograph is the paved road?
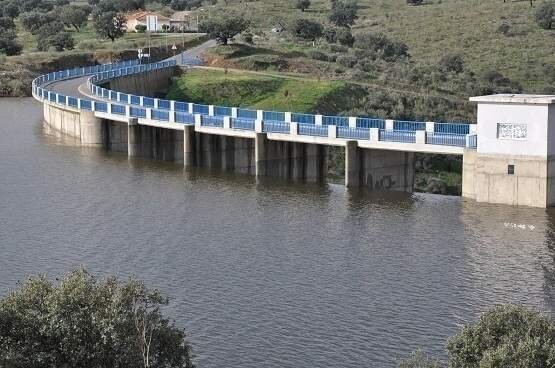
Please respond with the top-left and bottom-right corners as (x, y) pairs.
(45, 39), (216, 99)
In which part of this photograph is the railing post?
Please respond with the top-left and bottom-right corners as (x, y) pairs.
(77, 99), (82, 109)
(188, 103), (194, 114)
(108, 103), (112, 114)
(91, 101), (96, 112)
(64, 96), (69, 106)
(469, 124), (477, 134)
(146, 108), (152, 120)
(255, 119), (263, 133)
(208, 105), (215, 116)
(154, 98), (159, 109)
(328, 125), (337, 139)
(426, 121), (435, 133)
(465, 134), (473, 148)
(117, 92), (121, 102)
(290, 122), (298, 136)
(231, 107), (238, 118)
(169, 111), (175, 123)
(140, 96), (144, 106)
(170, 100), (175, 111)
(348, 117), (357, 128)
(385, 119), (395, 131)
(194, 114), (202, 128)
(370, 128), (380, 143)
(257, 110), (264, 121)
(284, 112), (292, 123)
(315, 114), (323, 126)
(125, 105), (131, 117)
(223, 116), (231, 129)
(416, 131), (426, 145)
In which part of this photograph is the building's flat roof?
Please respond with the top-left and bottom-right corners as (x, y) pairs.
(469, 94), (555, 104)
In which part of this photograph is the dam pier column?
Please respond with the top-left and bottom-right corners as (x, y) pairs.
(255, 133), (267, 177)
(184, 125), (196, 167)
(345, 140), (415, 191)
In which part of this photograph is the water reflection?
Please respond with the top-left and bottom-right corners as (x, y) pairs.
(1, 98), (555, 368)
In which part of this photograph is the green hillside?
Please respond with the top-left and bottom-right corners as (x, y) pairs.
(200, 0), (555, 94)
(167, 68), (354, 113)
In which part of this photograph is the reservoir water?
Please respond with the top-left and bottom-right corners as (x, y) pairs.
(1, 98), (555, 367)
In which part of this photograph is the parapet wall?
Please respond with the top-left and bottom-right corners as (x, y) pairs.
(104, 66), (180, 97)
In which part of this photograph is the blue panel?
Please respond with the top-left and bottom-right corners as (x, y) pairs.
(322, 116), (348, 126)
(263, 111), (285, 122)
(298, 124), (328, 137)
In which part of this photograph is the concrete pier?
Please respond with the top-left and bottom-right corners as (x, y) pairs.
(128, 124), (184, 161)
(345, 140), (415, 191)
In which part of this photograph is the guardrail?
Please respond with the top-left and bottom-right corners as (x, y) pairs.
(32, 59), (476, 150)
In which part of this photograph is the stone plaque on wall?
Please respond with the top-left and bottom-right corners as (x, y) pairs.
(497, 123), (527, 140)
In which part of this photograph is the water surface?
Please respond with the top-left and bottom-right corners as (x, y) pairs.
(1, 98), (555, 367)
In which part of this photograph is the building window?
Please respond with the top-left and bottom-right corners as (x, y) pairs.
(508, 165), (515, 175)
(497, 123), (527, 140)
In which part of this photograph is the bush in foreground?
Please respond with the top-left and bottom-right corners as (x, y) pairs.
(0, 268), (194, 368)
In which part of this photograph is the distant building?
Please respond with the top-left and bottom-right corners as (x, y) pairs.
(126, 11), (171, 32)
(170, 11), (192, 30)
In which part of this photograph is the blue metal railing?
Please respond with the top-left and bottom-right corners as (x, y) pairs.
(95, 102), (108, 113)
(263, 111), (285, 122)
(379, 130), (416, 143)
(143, 97), (155, 107)
(67, 96), (78, 108)
(263, 121), (290, 133)
(426, 133), (466, 147)
(119, 93), (129, 103)
(292, 113), (315, 125)
(231, 118), (255, 130)
(322, 116), (348, 127)
(130, 95), (141, 105)
(111, 104), (126, 115)
(394, 120), (426, 131)
(338, 127), (370, 140)
(202, 116), (223, 128)
(80, 100), (92, 110)
(193, 104), (209, 114)
(176, 111), (194, 124)
(158, 99), (171, 110)
(357, 118), (385, 129)
(214, 106), (232, 116)
(130, 106), (146, 118)
(299, 124), (328, 137)
(174, 101), (188, 112)
(238, 108), (257, 120)
(435, 123), (471, 135)
(152, 109), (170, 121)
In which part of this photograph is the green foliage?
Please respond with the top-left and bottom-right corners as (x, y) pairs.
(336, 27), (354, 47)
(170, 0), (202, 11)
(0, 1), (19, 18)
(0, 28), (21, 55)
(0, 16), (14, 29)
(94, 11), (127, 42)
(295, 0), (310, 12)
(447, 305), (555, 368)
(329, 0), (358, 27)
(398, 349), (443, 368)
(406, 0), (424, 5)
(38, 31), (75, 51)
(438, 54), (464, 74)
(135, 24), (147, 32)
(19, 11), (56, 34)
(535, 2), (554, 29)
(0, 268), (194, 368)
(354, 32), (409, 61)
(292, 18), (323, 40)
(199, 16), (249, 45)
(60, 5), (89, 31)
(323, 27), (337, 43)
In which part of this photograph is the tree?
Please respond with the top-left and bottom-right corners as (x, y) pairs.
(292, 18), (323, 40)
(354, 32), (409, 61)
(336, 27), (354, 46)
(60, 5), (89, 31)
(398, 350), (442, 368)
(38, 31), (75, 51)
(0, 1), (19, 18)
(94, 11), (126, 42)
(535, 2), (554, 29)
(447, 305), (555, 368)
(439, 54), (465, 74)
(0, 16), (15, 30)
(19, 11), (57, 34)
(170, 0), (202, 10)
(199, 17), (249, 45)
(0, 28), (21, 55)
(0, 268), (194, 368)
(329, 0), (358, 27)
(295, 0), (311, 12)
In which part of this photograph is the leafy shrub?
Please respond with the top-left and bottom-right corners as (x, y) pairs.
(306, 50), (332, 62)
(337, 27), (354, 47)
(337, 55), (357, 68)
(292, 18), (323, 40)
(354, 32), (409, 61)
(497, 23), (511, 36)
(323, 27), (337, 43)
(439, 54), (464, 74)
(329, 0), (358, 27)
(77, 39), (99, 50)
(406, 0), (424, 4)
(0, 29), (21, 55)
(447, 305), (555, 368)
(535, 2), (554, 29)
(135, 24), (147, 32)
(329, 44), (348, 53)
(398, 349), (442, 368)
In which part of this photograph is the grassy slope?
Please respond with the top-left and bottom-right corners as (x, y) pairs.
(198, 0), (555, 93)
(167, 68), (349, 113)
